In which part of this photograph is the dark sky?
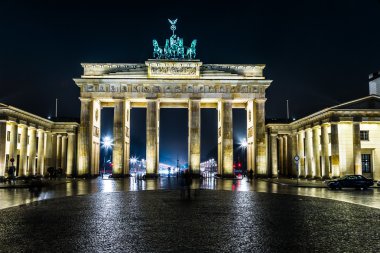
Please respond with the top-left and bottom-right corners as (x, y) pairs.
(1, 0), (380, 165)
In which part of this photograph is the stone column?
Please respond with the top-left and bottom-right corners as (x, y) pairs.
(78, 98), (91, 176)
(51, 133), (57, 169)
(19, 124), (28, 176)
(353, 122), (362, 175)
(312, 126), (321, 178)
(321, 123), (330, 179)
(291, 132), (298, 177)
(28, 127), (37, 175)
(123, 100), (131, 175)
(113, 100), (124, 176)
(254, 98), (267, 176)
(246, 100), (255, 174)
(283, 135), (288, 176)
(297, 130), (305, 177)
(278, 136), (284, 175)
(56, 134), (62, 170)
(305, 128), (313, 178)
(0, 121), (6, 177)
(217, 100), (233, 176)
(44, 131), (53, 173)
(37, 129), (45, 175)
(66, 133), (76, 176)
(188, 100), (201, 175)
(330, 122), (340, 177)
(61, 135), (67, 171)
(270, 133), (278, 177)
(8, 122), (18, 167)
(146, 100), (159, 176)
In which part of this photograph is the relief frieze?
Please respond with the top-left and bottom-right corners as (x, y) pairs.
(84, 83), (257, 94)
(150, 66), (197, 76)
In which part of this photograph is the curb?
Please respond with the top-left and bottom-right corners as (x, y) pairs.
(258, 179), (327, 188)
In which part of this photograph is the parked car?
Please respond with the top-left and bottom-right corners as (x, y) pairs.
(327, 175), (373, 190)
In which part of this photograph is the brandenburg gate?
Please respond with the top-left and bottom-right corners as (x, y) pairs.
(73, 19), (272, 177)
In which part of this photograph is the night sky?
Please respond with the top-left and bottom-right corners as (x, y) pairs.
(1, 0), (380, 165)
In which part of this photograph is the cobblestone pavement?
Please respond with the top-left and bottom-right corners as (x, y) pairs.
(0, 190), (379, 253)
(1, 177), (380, 210)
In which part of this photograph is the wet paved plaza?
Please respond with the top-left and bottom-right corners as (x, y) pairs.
(0, 177), (380, 252)
(1, 177), (380, 210)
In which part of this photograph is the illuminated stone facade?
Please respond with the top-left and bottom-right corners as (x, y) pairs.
(0, 104), (79, 177)
(267, 95), (380, 180)
(74, 59), (272, 177)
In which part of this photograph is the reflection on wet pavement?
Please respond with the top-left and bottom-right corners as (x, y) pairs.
(1, 176), (380, 210)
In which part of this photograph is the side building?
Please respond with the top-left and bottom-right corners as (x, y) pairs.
(267, 74), (380, 180)
(0, 103), (79, 178)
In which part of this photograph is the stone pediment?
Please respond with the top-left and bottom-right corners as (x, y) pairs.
(332, 95), (380, 110)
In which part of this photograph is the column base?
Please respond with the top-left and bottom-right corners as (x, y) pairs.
(190, 173), (201, 178)
(321, 175), (330, 180)
(109, 174), (130, 178)
(221, 174), (237, 179)
(74, 173), (92, 179)
(144, 173), (158, 179)
(256, 174), (269, 179)
(313, 176), (322, 180)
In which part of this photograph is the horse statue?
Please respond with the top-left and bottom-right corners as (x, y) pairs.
(152, 39), (163, 59)
(177, 38), (184, 59)
(186, 39), (197, 59)
(164, 39), (171, 58)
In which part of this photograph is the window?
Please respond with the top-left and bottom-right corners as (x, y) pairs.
(360, 130), (369, 141)
(6, 131), (10, 142)
(328, 133), (331, 143)
(17, 134), (21, 143)
(361, 154), (371, 173)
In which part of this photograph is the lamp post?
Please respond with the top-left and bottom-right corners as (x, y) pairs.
(130, 156), (138, 174)
(101, 136), (113, 176)
(240, 138), (248, 175)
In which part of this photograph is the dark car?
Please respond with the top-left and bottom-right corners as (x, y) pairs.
(327, 175), (373, 190)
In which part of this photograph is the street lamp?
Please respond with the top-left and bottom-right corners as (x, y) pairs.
(101, 136), (113, 175)
(130, 156), (138, 174)
(239, 138), (248, 174)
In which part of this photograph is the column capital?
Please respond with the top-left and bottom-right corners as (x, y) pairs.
(254, 98), (267, 103)
(188, 98), (201, 102)
(79, 97), (92, 102)
(7, 120), (17, 125)
(218, 99), (233, 103)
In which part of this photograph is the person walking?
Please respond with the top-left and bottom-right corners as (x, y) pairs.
(248, 168), (253, 182)
(8, 165), (16, 185)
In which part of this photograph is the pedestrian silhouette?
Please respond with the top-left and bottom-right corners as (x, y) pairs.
(249, 168), (253, 182)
